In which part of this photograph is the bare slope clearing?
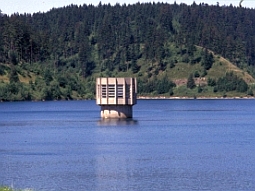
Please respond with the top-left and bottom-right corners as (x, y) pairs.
(218, 56), (255, 84)
(204, 47), (255, 84)
(171, 48), (255, 87)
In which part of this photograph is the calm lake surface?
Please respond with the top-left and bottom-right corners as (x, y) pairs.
(0, 99), (255, 191)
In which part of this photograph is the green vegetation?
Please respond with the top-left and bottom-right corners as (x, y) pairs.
(187, 74), (196, 89)
(0, 187), (33, 191)
(0, 187), (12, 191)
(1, 2), (255, 101)
(0, 187), (11, 191)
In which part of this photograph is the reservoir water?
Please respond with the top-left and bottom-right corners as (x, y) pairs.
(0, 99), (255, 191)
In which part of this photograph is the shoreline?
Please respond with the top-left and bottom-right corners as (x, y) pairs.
(1, 96), (255, 102)
(137, 96), (255, 100)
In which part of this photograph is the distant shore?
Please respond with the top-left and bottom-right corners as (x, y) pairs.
(1, 96), (255, 102)
(137, 96), (255, 100)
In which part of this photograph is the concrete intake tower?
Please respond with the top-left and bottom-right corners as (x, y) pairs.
(96, 77), (137, 118)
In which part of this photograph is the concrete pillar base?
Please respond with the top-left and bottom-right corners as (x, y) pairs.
(101, 105), (133, 118)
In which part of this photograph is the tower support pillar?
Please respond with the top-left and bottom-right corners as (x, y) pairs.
(100, 105), (132, 118)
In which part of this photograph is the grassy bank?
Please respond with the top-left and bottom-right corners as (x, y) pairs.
(0, 187), (14, 191)
(0, 187), (33, 191)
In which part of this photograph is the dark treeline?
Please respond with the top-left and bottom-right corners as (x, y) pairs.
(177, 3), (255, 70)
(0, 2), (254, 100)
(1, 2), (255, 69)
(0, 3), (174, 68)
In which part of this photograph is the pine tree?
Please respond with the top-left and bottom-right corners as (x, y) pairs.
(201, 49), (214, 70)
(187, 74), (196, 89)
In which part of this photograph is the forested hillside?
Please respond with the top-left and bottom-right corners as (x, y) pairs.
(1, 2), (255, 101)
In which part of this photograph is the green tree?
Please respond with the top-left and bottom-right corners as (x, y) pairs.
(207, 78), (216, 86)
(44, 69), (53, 85)
(187, 74), (196, 89)
(247, 88), (254, 96)
(20, 84), (32, 100)
(197, 85), (202, 93)
(236, 79), (248, 92)
(156, 75), (176, 94)
(43, 86), (53, 100)
(194, 71), (200, 78)
(216, 72), (248, 93)
(78, 37), (95, 77)
(9, 68), (19, 83)
(62, 85), (72, 100)
(0, 65), (6, 75)
(50, 80), (61, 100)
(201, 49), (214, 70)
(9, 51), (18, 65)
(131, 60), (140, 73)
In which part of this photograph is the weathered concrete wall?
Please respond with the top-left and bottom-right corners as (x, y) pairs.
(96, 77), (137, 106)
(100, 105), (133, 118)
(96, 77), (137, 118)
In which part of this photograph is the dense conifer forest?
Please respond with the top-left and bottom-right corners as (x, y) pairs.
(1, 2), (255, 101)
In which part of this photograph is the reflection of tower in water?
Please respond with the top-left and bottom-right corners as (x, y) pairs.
(94, 126), (138, 190)
(96, 77), (137, 118)
(97, 118), (139, 126)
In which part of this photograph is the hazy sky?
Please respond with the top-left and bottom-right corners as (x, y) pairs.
(1, 0), (254, 15)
